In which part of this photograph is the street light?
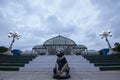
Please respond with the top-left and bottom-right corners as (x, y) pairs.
(8, 31), (21, 51)
(99, 30), (112, 52)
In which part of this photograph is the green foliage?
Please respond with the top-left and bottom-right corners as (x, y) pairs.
(114, 45), (120, 52)
(76, 52), (81, 55)
(113, 42), (120, 52)
(0, 46), (8, 53)
(39, 53), (45, 55)
(99, 50), (102, 55)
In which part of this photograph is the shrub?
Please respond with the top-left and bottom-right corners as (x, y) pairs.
(0, 46), (8, 53)
(39, 53), (45, 55)
(114, 44), (120, 52)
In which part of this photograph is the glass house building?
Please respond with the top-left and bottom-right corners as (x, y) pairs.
(32, 35), (87, 55)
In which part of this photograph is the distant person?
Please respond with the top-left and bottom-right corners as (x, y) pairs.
(53, 49), (70, 79)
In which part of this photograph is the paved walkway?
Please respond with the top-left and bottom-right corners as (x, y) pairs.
(0, 71), (120, 80)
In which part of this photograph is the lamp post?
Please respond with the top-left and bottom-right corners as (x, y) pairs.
(99, 30), (112, 51)
(8, 31), (21, 51)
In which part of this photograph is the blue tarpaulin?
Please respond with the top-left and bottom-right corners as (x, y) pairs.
(11, 49), (21, 56)
(101, 49), (109, 55)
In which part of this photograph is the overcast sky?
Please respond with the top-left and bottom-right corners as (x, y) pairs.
(0, 0), (120, 51)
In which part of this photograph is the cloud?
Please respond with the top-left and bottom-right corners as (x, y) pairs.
(91, 0), (120, 47)
(46, 15), (76, 35)
(0, 0), (120, 51)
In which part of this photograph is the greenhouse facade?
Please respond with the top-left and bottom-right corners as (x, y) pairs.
(32, 35), (87, 55)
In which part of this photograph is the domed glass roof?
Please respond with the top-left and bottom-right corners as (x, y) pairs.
(73, 45), (87, 49)
(43, 35), (76, 46)
(33, 45), (46, 49)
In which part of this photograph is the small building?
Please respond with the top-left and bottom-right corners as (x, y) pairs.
(32, 35), (87, 55)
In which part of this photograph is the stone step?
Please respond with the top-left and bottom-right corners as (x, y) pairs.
(26, 62), (94, 65)
(19, 55), (100, 72)
(29, 61), (89, 63)
(20, 67), (99, 72)
(24, 63), (95, 67)
(23, 65), (95, 68)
